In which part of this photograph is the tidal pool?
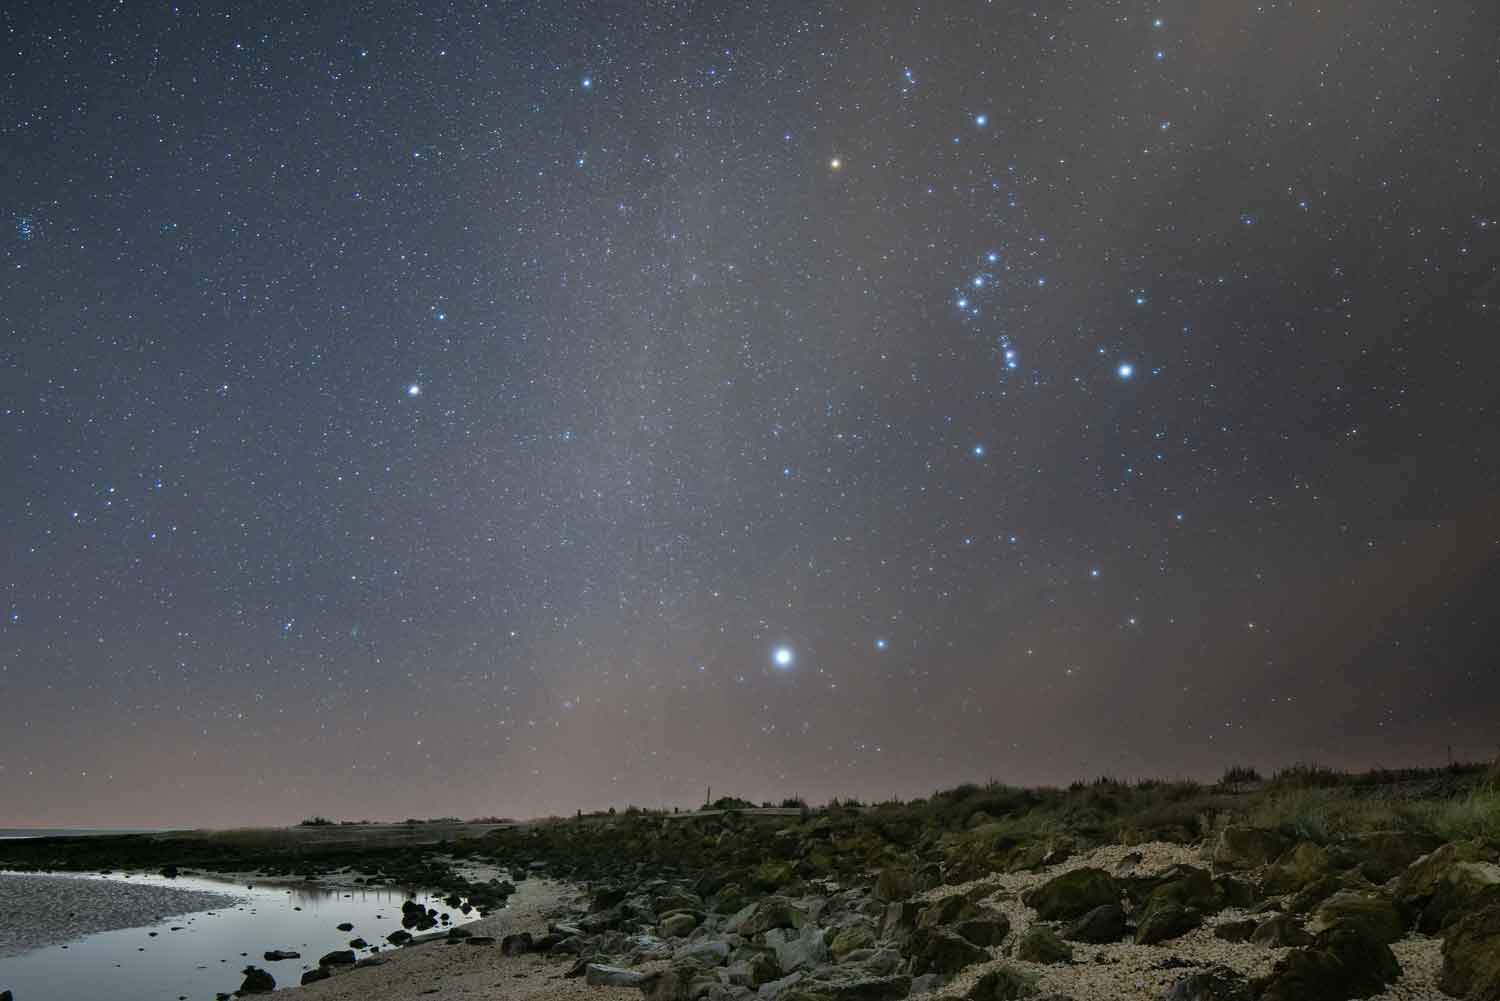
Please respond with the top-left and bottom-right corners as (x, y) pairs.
(0, 870), (486, 999)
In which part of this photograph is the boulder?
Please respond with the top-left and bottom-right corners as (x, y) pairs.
(1213, 827), (1290, 872)
(796, 971), (913, 1001)
(1339, 831), (1442, 885)
(318, 949), (356, 966)
(263, 949), (301, 961)
(763, 926), (828, 973)
(1439, 900), (1500, 1001)
(239, 966), (276, 993)
(501, 932), (533, 955)
(1023, 868), (1121, 921)
(386, 929), (412, 945)
(676, 941), (732, 967)
(447, 926), (472, 940)
(1014, 924), (1073, 964)
(910, 973), (949, 996)
(830, 924), (878, 960)
(587, 964), (646, 987)
(916, 894), (981, 930)
(758, 972), (806, 1001)
(643, 961), (718, 1001)
(1253, 924), (1401, 1001)
(1310, 892), (1405, 944)
(1419, 862), (1500, 933)
(1162, 965), (1252, 1001)
(965, 966), (1039, 1000)
(348, 937), (368, 949)
(954, 914), (1010, 947)
(661, 912), (700, 938)
(1212, 919), (1257, 943)
(1250, 914), (1311, 948)
(739, 897), (808, 936)
(874, 868), (916, 902)
(1395, 839), (1499, 930)
(1063, 903), (1126, 943)
(1264, 843), (1332, 896)
(337, 921), (354, 931)
(300, 967), (332, 985)
(910, 929), (988, 976)
(1135, 900), (1201, 944)
(1133, 865), (1221, 915)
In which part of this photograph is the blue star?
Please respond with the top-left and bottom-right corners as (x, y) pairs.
(972, 444), (986, 458)
(773, 646), (794, 668)
(874, 638), (889, 651)
(974, 114), (988, 127)
(1154, 50), (1166, 61)
(1117, 362), (1135, 379)
(1089, 568), (1101, 579)
(580, 76), (593, 89)
(407, 383), (422, 397)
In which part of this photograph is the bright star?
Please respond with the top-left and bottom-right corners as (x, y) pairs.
(973, 276), (985, 288)
(581, 76), (592, 89)
(874, 638), (889, 651)
(957, 297), (969, 309)
(1154, 50), (1166, 61)
(1118, 363), (1135, 379)
(972, 444), (986, 458)
(1135, 295), (1147, 305)
(829, 157), (843, 170)
(407, 383), (422, 397)
(1153, 17), (1165, 28)
(986, 252), (999, 263)
(974, 114), (988, 127)
(1090, 568), (1101, 578)
(773, 646), (794, 668)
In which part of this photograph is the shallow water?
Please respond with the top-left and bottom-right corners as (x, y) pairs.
(0, 871), (486, 999)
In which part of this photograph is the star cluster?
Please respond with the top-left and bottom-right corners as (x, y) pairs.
(2, 2), (1498, 825)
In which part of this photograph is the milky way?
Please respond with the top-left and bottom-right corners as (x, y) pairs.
(3, 2), (1498, 826)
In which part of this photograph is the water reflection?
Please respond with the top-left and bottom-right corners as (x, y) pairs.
(0, 870), (488, 999)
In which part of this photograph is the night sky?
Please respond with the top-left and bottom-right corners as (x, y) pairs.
(3, 2), (1499, 828)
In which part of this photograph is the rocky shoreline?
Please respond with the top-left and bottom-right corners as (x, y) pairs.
(2, 802), (1497, 1000)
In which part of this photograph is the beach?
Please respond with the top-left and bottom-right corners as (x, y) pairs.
(0, 871), (238, 958)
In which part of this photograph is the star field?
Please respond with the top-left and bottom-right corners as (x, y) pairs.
(2, 2), (1498, 826)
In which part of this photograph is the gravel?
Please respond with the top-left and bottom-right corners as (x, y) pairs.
(0, 872), (239, 957)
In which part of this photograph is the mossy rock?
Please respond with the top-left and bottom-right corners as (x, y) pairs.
(1338, 830), (1442, 885)
(1213, 919), (1258, 943)
(830, 923), (878, 961)
(1213, 827), (1290, 872)
(1015, 924), (1074, 963)
(1162, 965), (1252, 1001)
(1439, 900), (1500, 1001)
(910, 929), (989, 976)
(917, 894), (981, 930)
(1310, 891), (1405, 944)
(955, 913), (1011, 947)
(1064, 902), (1127, 943)
(1395, 839), (1498, 926)
(1250, 913), (1311, 948)
(739, 896), (808, 935)
(1253, 924), (1401, 1001)
(1135, 899), (1202, 945)
(965, 965), (1040, 1001)
(874, 867), (916, 902)
(1023, 868), (1121, 921)
(1264, 842), (1332, 896)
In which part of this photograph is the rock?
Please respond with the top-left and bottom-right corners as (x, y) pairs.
(448, 926), (472, 940)
(1213, 827), (1290, 872)
(239, 966), (276, 993)
(592, 886), (629, 911)
(763, 926), (828, 973)
(916, 894), (981, 929)
(910, 928), (988, 976)
(913, 863), (944, 892)
(300, 967), (332, 985)
(1341, 831), (1442, 885)
(501, 932), (533, 955)
(1421, 861), (1500, 933)
(319, 949), (356, 966)
(349, 937), (368, 949)
(643, 961), (717, 1001)
(1064, 903), (1127, 943)
(1264, 843), (1332, 896)
(1439, 900), (1500, 1001)
(1135, 900), (1201, 944)
(386, 929), (412, 945)
(910, 973), (949, 996)
(830, 924), (878, 960)
(1395, 839), (1499, 931)
(955, 914), (1010, 947)
(1250, 914), (1311, 948)
(739, 897), (809, 936)
(1288, 875), (1349, 915)
(965, 965), (1039, 1000)
(1253, 924), (1401, 1001)
(160, 864), (179, 878)
(1212, 919), (1257, 943)
(712, 884), (748, 914)
(1310, 892), (1405, 944)
(758, 972), (806, 1001)
(355, 956), (385, 968)
(661, 911), (700, 938)
(1162, 965), (1252, 1001)
(1015, 924), (1073, 964)
(466, 936), (496, 945)
(587, 964), (646, 987)
(263, 949), (301, 961)
(1023, 868), (1121, 921)
(800, 972), (913, 1001)
(874, 868), (915, 902)
(1134, 865), (1222, 915)
(676, 941), (732, 967)
(337, 921), (354, 931)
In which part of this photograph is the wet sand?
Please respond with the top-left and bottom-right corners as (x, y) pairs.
(0, 871), (238, 958)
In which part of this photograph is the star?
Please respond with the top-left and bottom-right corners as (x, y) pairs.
(406, 383), (422, 397)
(874, 638), (888, 651)
(772, 646), (794, 668)
(972, 444), (986, 458)
(828, 157), (843, 170)
(974, 114), (988, 127)
(1117, 363), (1134, 379)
